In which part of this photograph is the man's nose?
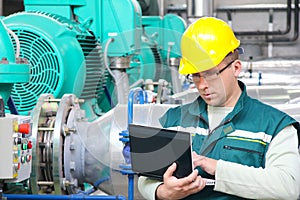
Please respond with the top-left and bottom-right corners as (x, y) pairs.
(196, 77), (208, 89)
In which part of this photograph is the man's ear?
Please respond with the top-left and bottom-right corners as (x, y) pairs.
(232, 60), (242, 77)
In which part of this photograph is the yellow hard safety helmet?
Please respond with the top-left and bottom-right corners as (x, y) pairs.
(179, 17), (240, 75)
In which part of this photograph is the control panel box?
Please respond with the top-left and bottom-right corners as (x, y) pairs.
(0, 114), (32, 182)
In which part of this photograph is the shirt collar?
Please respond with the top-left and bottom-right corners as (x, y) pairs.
(188, 80), (248, 119)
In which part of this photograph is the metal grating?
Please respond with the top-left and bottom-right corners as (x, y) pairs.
(9, 29), (60, 113)
(77, 35), (107, 99)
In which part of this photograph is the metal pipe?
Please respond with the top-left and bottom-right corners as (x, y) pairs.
(103, 38), (116, 81)
(220, 1), (299, 42)
(191, 0), (195, 16)
(268, 9), (273, 57)
(112, 69), (129, 104)
(0, 0), (3, 16)
(267, 0), (299, 42)
(3, 194), (126, 200)
(217, 0), (296, 36)
(188, 0), (213, 18)
(159, 0), (164, 17)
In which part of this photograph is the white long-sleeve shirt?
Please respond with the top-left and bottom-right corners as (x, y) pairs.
(138, 125), (300, 200)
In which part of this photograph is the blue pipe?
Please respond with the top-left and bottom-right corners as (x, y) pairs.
(258, 72), (262, 86)
(125, 87), (147, 200)
(127, 174), (135, 200)
(127, 87), (144, 124)
(3, 194), (126, 200)
(93, 176), (110, 189)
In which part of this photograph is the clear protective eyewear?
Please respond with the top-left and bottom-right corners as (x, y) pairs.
(186, 60), (236, 82)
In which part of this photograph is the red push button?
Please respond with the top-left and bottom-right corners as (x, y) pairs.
(18, 123), (30, 134)
(27, 141), (33, 149)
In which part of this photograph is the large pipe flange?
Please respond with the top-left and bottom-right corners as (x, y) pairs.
(30, 94), (84, 194)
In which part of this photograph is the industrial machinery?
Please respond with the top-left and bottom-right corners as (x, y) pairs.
(0, 14), (120, 199)
(0, 16), (32, 194)
(3, 9), (106, 119)
(2, 0), (300, 200)
(3, 0), (141, 115)
(3, 0), (186, 114)
(1, 0), (185, 199)
(29, 93), (112, 195)
(135, 14), (186, 95)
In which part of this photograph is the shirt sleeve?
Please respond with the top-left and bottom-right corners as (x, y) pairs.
(138, 176), (163, 200)
(215, 125), (300, 199)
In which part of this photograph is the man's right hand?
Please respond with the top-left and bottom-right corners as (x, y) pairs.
(156, 163), (206, 200)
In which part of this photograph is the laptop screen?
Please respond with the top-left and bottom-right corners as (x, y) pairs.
(129, 124), (193, 180)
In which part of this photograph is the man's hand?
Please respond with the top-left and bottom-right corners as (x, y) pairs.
(156, 163), (206, 200)
(192, 152), (218, 175)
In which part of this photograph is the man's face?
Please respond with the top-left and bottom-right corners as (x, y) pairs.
(192, 60), (240, 107)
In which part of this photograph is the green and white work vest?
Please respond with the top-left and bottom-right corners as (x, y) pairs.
(159, 81), (300, 200)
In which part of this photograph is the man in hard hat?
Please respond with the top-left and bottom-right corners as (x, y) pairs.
(138, 17), (300, 199)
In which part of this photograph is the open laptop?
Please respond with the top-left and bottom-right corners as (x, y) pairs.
(129, 124), (193, 180)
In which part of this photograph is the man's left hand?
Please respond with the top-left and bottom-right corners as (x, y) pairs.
(192, 152), (218, 175)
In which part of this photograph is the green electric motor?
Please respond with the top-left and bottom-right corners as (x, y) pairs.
(3, 12), (106, 115)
